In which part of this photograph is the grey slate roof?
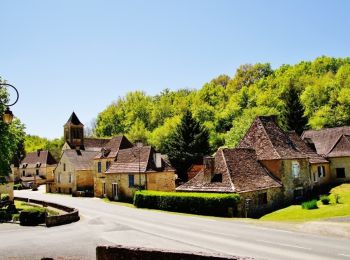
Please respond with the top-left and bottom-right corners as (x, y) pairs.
(302, 126), (350, 157)
(63, 149), (99, 170)
(20, 150), (57, 169)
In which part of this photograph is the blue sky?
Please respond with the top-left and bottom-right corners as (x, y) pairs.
(1, 0), (350, 139)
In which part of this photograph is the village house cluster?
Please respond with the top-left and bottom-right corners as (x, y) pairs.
(10, 113), (350, 216)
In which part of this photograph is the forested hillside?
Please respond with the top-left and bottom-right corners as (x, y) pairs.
(93, 56), (350, 154)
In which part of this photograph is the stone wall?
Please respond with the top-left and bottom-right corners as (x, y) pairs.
(147, 171), (175, 192)
(14, 197), (80, 227)
(238, 187), (283, 218)
(281, 159), (311, 202)
(76, 169), (94, 192)
(105, 171), (175, 201)
(54, 154), (74, 194)
(310, 163), (331, 186)
(329, 157), (350, 183)
(96, 245), (248, 260)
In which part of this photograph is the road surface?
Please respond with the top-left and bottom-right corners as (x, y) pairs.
(0, 188), (349, 260)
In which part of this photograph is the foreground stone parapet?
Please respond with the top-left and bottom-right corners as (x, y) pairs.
(14, 197), (80, 227)
(96, 245), (254, 260)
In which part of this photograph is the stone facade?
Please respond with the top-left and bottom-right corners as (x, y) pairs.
(238, 187), (284, 217)
(93, 158), (113, 197)
(328, 157), (350, 183)
(105, 171), (175, 201)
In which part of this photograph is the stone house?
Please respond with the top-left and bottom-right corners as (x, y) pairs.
(177, 148), (283, 217)
(237, 116), (329, 202)
(93, 135), (133, 197)
(11, 150), (57, 188)
(49, 149), (98, 194)
(104, 146), (176, 201)
(47, 112), (111, 195)
(302, 126), (350, 183)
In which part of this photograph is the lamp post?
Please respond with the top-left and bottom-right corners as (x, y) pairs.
(0, 83), (19, 124)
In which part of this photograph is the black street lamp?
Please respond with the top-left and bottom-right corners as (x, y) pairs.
(0, 83), (19, 124)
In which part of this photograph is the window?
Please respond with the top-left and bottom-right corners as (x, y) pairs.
(97, 162), (102, 173)
(318, 166), (325, 178)
(69, 174), (72, 183)
(58, 174), (61, 183)
(22, 170), (25, 177)
(102, 182), (106, 196)
(106, 161), (111, 170)
(63, 163), (66, 171)
(211, 174), (222, 183)
(292, 161), (300, 178)
(258, 192), (268, 205)
(36, 169), (39, 176)
(336, 168), (346, 178)
(128, 174), (134, 187)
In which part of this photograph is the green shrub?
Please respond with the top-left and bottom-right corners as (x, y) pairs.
(12, 214), (20, 222)
(13, 184), (23, 190)
(320, 195), (330, 205)
(301, 200), (318, 210)
(0, 210), (12, 222)
(1, 194), (10, 202)
(133, 191), (240, 217)
(334, 194), (340, 204)
(19, 208), (47, 226)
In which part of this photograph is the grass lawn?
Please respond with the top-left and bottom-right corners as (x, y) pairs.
(260, 184), (350, 222)
(15, 201), (59, 216)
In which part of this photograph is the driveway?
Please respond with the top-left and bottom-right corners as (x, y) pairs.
(1, 188), (349, 260)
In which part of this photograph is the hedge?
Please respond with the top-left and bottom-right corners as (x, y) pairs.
(133, 191), (240, 217)
(19, 208), (47, 226)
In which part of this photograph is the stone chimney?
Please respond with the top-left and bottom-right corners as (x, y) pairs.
(203, 156), (215, 183)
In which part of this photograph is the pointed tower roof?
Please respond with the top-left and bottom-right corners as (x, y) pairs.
(64, 112), (84, 126)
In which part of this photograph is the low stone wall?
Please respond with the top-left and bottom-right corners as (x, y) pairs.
(96, 245), (253, 260)
(14, 197), (80, 227)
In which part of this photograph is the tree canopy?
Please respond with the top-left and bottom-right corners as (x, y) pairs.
(94, 56), (350, 155)
(0, 78), (26, 176)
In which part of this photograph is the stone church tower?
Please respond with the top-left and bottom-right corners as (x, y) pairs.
(64, 112), (84, 149)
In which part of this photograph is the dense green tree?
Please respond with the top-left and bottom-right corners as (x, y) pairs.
(162, 111), (210, 181)
(283, 86), (308, 135)
(0, 78), (26, 176)
(25, 135), (64, 161)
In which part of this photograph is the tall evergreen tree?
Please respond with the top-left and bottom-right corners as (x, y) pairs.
(284, 86), (308, 135)
(163, 110), (210, 181)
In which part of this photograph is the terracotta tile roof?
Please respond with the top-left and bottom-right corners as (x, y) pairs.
(288, 132), (329, 164)
(238, 116), (327, 163)
(177, 148), (282, 193)
(94, 135), (133, 159)
(64, 112), (83, 126)
(106, 146), (175, 174)
(64, 150), (99, 170)
(302, 126), (350, 156)
(20, 150), (57, 169)
(187, 164), (204, 180)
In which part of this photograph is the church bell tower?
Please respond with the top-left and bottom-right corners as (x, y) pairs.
(64, 112), (84, 148)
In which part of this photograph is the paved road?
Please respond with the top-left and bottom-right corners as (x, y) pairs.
(1, 189), (349, 260)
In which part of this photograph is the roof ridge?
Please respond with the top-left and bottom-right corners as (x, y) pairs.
(221, 149), (235, 192)
(326, 134), (349, 155)
(258, 117), (282, 159)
